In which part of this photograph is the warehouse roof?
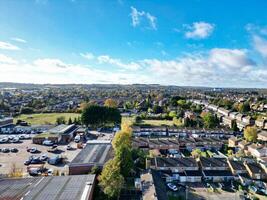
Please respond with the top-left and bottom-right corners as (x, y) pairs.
(0, 175), (95, 200)
(69, 143), (113, 167)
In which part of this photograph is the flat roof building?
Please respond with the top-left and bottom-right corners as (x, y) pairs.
(69, 140), (113, 175)
(0, 175), (96, 200)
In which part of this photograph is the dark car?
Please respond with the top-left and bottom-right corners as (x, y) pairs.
(24, 160), (31, 165)
(2, 148), (10, 153)
(10, 148), (18, 153)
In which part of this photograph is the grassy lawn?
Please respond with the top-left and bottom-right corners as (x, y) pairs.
(141, 119), (174, 126)
(15, 113), (81, 125)
(122, 116), (175, 127)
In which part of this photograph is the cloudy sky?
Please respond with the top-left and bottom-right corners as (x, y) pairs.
(0, 0), (267, 88)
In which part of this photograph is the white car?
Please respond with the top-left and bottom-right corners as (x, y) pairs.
(47, 169), (54, 176)
(167, 183), (178, 191)
(74, 135), (80, 143)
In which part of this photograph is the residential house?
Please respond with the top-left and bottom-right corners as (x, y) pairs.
(238, 140), (251, 151)
(255, 119), (266, 129)
(258, 131), (267, 142)
(242, 116), (254, 125)
(228, 137), (242, 148)
(148, 157), (202, 182)
(229, 112), (238, 120)
(199, 157), (234, 182)
(244, 162), (267, 180)
(207, 104), (219, 112)
(218, 107), (230, 117)
(222, 116), (234, 128)
(228, 160), (248, 175)
(247, 144), (267, 158)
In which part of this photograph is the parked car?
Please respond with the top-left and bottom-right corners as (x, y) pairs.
(10, 148), (18, 153)
(40, 154), (48, 161)
(29, 147), (37, 153)
(48, 156), (62, 165)
(42, 140), (54, 146)
(74, 135), (80, 143)
(24, 159), (32, 165)
(66, 145), (72, 150)
(47, 169), (54, 176)
(2, 148), (10, 153)
(11, 137), (20, 143)
(167, 183), (178, 191)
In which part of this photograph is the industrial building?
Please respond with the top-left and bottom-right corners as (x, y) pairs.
(69, 140), (113, 175)
(0, 175), (96, 200)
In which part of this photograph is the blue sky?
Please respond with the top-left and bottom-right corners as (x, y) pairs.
(0, 0), (267, 87)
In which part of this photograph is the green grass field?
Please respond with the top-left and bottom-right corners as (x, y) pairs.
(15, 113), (81, 125)
(122, 116), (176, 127)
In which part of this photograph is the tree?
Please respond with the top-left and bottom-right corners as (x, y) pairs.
(115, 145), (134, 177)
(201, 112), (219, 129)
(238, 102), (251, 113)
(56, 116), (66, 125)
(244, 126), (257, 142)
(191, 148), (202, 158)
(20, 107), (34, 114)
(152, 105), (163, 114)
(112, 127), (134, 177)
(112, 130), (132, 152)
(169, 111), (177, 118)
(104, 98), (118, 108)
(81, 105), (121, 128)
(231, 120), (239, 131)
(68, 117), (72, 125)
(99, 159), (124, 198)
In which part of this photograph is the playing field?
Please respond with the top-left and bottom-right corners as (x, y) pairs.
(122, 116), (175, 127)
(15, 113), (81, 125)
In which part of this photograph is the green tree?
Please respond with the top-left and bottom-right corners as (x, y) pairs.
(191, 148), (202, 158)
(81, 105), (121, 128)
(68, 117), (72, 125)
(56, 116), (66, 125)
(231, 120), (239, 131)
(99, 159), (124, 199)
(244, 126), (257, 142)
(169, 111), (177, 118)
(115, 145), (133, 177)
(201, 112), (219, 129)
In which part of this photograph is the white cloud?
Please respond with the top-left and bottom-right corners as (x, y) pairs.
(252, 35), (267, 58)
(97, 55), (140, 70)
(0, 58), (149, 84)
(0, 48), (266, 87)
(11, 37), (27, 43)
(209, 48), (255, 70)
(184, 22), (215, 39)
(141, 48), (267, 87)
(0, 41), (20, 50)
(80, 52), (94, 60)
(0, 54), (17, 64)
(130, 6), (157, 30)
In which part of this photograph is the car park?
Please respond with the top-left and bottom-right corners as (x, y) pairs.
(167, 183), (178, 191)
